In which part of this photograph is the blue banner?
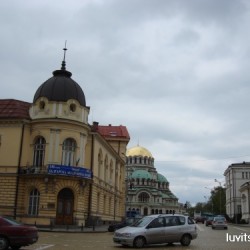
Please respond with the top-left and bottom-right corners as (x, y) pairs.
(47, 164), (92, 179)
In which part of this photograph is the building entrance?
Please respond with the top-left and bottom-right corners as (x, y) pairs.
(56, 188), (74, 225)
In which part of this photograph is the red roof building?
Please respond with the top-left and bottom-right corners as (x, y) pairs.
(0, 99), (31, 120)
(97, 124), (130, 140)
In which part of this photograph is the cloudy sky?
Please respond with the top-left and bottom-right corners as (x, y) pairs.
(1, 0), (250, 205)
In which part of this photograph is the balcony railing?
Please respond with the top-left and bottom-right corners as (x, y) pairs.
(19, 165), (46, 174)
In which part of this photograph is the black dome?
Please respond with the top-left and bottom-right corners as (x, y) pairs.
(33, 68), (86, 106)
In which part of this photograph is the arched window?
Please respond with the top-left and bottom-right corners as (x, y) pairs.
(62, 138), (76, 166)
(33, 136), (46, 167)
(104, 156), (108, 182)
(136, 178), (140, 185)
(110, 161), (113, 180)
(138, 192), (150, 203)
(28, 188), (40, 215)
(98, 151), (103, 178)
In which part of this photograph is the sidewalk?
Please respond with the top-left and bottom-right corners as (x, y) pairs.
(38, 224), (109, 233)
(231, 223), (250, 227)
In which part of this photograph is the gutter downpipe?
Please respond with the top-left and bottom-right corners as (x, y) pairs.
(87, 133), (94, 227)
(14, 122), (25, 219)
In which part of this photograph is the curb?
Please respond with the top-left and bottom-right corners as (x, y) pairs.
(38, 227), (109, 233)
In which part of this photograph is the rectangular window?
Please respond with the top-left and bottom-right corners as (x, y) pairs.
(242, 172), (245, 179)
(28, 189), (40, 216)
(103, 195), (106, 214)
(237, 205), (242, 214)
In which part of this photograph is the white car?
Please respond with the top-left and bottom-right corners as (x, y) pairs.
(113, 214), (198, 248)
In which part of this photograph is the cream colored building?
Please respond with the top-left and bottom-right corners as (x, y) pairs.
(125, 146), (179, 217)
(0, 58), (129, 227)
(224, 162), (250, 223)
(239, 181), (250, 223)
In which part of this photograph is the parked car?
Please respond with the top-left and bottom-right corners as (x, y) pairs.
(195, 216), (206, 224)
(108, 217), (138, 232)
(205, 216), (214, 226)
(212, 216), (228, 230)
(113, 214), (198, 248)
(0, 216), (38, 250)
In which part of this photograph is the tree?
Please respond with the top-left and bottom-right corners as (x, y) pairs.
(210, 186), (226, 215)
(184, 186), (226, 217)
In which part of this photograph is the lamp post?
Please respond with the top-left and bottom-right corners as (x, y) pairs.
(214, 179), (222, 215)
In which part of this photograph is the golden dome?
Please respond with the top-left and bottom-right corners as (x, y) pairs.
(126, 145), (153, 158)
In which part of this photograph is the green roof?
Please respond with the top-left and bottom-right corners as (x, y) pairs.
(131, 170), (152, 179)
(157, 173), (168, 183)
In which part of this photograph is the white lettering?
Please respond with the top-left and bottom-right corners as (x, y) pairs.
(226, 233), (250, 242)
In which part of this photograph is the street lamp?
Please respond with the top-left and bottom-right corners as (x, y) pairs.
(214, 179), (222, 215)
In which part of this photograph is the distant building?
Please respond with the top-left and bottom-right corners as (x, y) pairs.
(224, 162), (250, 223)
(0, 56), (130, 226)
(125, 145), (179, 217)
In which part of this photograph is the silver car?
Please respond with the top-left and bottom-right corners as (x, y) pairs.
(113, 214), (198, 248)
(211, 216), (228, 230)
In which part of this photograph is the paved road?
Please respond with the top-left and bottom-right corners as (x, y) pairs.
(21, 223), (250, 250)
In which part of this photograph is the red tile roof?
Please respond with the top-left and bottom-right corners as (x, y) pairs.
(97, 124), (130, 140)
(0, 99), (31, 119)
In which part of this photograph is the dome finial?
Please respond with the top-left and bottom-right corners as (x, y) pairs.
(61, 40), (67, 70)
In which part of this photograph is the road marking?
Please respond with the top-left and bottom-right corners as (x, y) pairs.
(233, 226), (249, 232)
(196, 224), (204, 231)
(34, 244), (55, 249)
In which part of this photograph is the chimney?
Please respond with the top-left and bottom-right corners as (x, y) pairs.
(92, 121), (99, 132)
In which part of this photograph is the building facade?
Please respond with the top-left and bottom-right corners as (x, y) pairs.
(224, 162), (250, 223)
(0, 58), (130, 226)
(125, 145), (179, 217)
(239, 181), (250, 223)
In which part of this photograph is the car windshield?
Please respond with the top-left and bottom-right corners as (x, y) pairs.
(131, 217), (153, 227)
(214, 217), (225, 221)
(3, 217), (22, 225)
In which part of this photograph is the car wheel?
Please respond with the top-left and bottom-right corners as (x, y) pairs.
(11, 246), (21, 250)
(133, 236), (146, 248)
(0, 236), (9, 250)
(180, 234), (191, 246)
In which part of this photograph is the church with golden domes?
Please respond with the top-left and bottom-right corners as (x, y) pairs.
(125, 145), (179, 217)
